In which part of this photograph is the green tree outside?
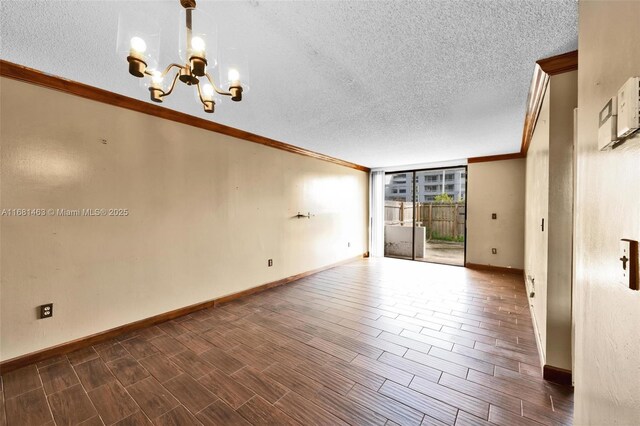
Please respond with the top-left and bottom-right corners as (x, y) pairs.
(434, 193), (454, 203)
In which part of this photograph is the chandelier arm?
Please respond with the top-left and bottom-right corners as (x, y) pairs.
(205, 73), (233, 96)
(160, 73), (181, 98)
(195, 82), (208, 106)
(142, 63), (182, 79)
(161, 63), (185, 78)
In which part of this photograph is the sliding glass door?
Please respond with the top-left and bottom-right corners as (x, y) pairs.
(384, 167), (466, 266)
(384, 172), (415, 260)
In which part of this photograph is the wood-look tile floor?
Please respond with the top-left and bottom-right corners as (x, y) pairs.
(0, 258), (573, 426)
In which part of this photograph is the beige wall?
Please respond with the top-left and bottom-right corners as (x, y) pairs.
(466, 158), (525, 270)
(0, 77), (369, 361)
(524, 71), (577, 370)
(574, 1), (640, 423)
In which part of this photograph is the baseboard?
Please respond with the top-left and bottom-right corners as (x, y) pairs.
(213, 254), (363, 305)
(527, 290), (547, 374)
(0, 254), (365, 374)
(543, 365), (573, 387)
(464, 262), (524, 275)
(524, 277), (572, 388)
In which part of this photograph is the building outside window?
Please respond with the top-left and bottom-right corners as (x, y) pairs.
(385, 167), (466, 203)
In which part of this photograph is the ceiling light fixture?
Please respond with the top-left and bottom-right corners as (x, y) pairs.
(117, 0), (249, 114)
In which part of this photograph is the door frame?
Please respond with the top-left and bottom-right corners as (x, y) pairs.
(384, 165), (468, 267)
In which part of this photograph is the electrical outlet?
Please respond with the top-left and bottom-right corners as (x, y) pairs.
(40, 303), (53, 319)
(491, 248), (497, 254)
(268, 259), (273, 267)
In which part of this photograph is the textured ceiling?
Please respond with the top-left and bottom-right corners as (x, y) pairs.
(0, 0), (577, 168)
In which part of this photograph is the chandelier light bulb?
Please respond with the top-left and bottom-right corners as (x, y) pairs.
(191, 36), (206, 53)
(151, 71), (163, 84)
(150, 70), (164, 94)
(148, 70), (164, 102)
(228, 68), (240, 83)
(202, 83), (215, 98)
(130, 36), (147, 53)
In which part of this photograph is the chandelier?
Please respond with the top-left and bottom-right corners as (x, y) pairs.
(117, 0), (248, 113)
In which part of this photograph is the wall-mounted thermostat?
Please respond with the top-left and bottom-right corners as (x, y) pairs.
(598, 97), (617, 150)
(617, 77), (640, 138)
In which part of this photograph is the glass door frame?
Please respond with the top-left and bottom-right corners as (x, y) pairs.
(384, 165), (468, 266)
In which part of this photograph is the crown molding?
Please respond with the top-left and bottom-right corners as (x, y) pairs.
(537, 50), (578, 76)
(0, 60), (370, 173)
(467, 152), (525, 164)
(468, 50), (578, 164)
(520, 50), (578, 155)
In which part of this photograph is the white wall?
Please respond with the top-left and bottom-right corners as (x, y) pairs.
(574, 1), (640, 423)
(466, 158), (525, 270)
(0, 77), (369, 361)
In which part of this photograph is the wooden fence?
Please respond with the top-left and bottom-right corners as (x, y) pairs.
(384, 201), (465, 240)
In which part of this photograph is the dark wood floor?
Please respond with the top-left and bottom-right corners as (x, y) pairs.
(0, 258), (573, 426)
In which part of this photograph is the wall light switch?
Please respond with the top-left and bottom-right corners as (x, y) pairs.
(620, 240), (629, 285)
(619, 239), (639, 290)
(492, 213), (497, 220)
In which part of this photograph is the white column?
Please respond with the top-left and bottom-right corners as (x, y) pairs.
(369, 171), (385, 257)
